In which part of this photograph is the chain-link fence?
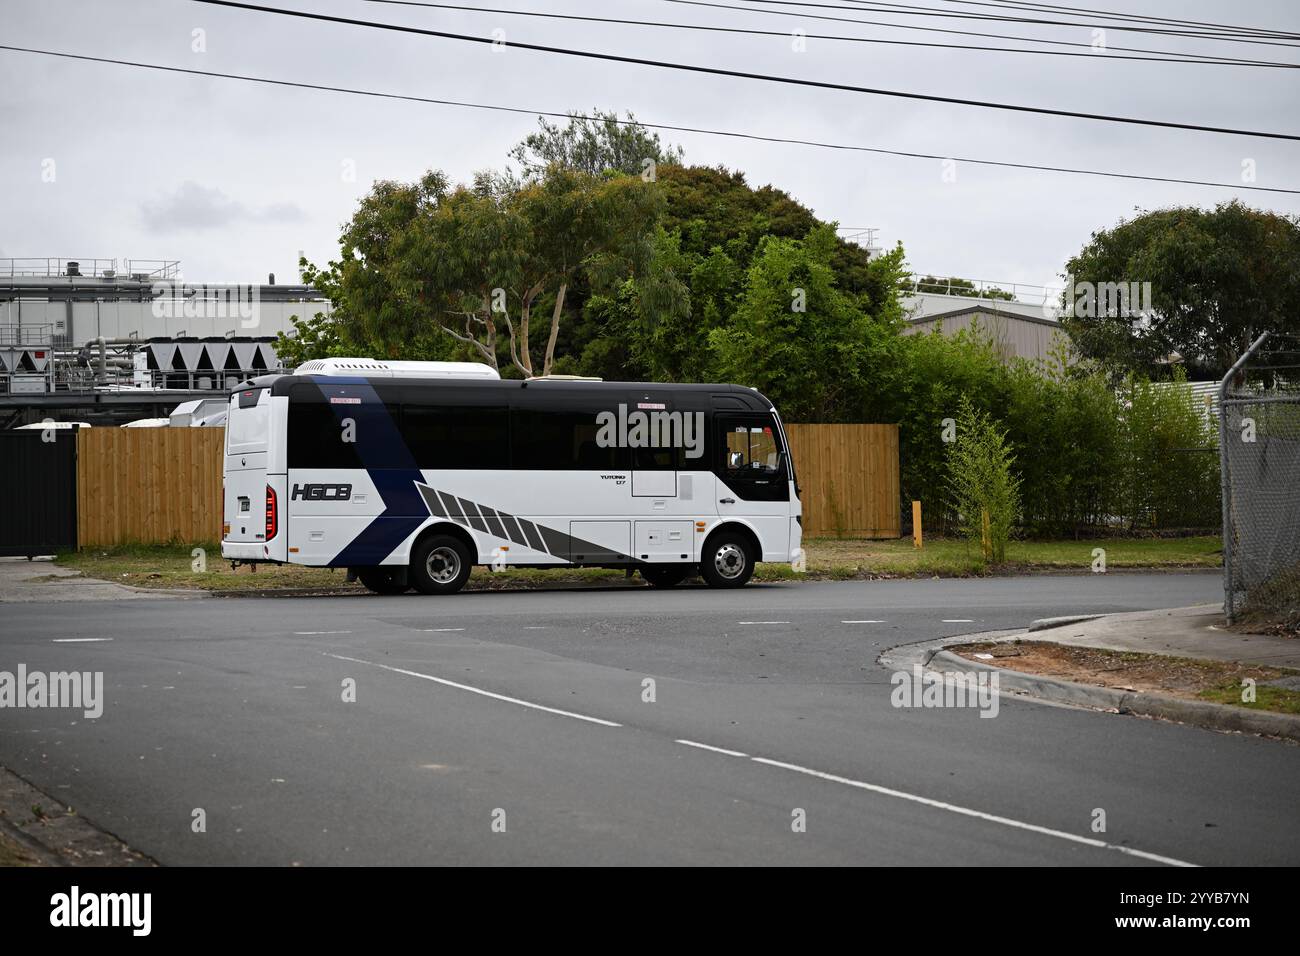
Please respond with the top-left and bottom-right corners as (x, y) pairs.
(1220, 333), (1300, 626)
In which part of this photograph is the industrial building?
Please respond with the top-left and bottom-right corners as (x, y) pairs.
(901, 277), (1071, 365)
(0, 257), (332, 427)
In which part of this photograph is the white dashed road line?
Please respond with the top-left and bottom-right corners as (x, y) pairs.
(421, 628), (465, 632)
(841, 620), (885, 624)
(675, 739), (749, 758)
(736, 621), (791, 625)
(942, 619), (974, 623)
(750, 756), (1197, 867)
(318, 650), (1195, 866)
(52, 638), (113, 643)
(295, 631), (352, 635)
(321, 652), (622, 728)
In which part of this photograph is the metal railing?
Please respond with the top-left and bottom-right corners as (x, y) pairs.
(0, 323), (57, 347)
(903, 274), (1065, 304)
(0, 258), (181, 279)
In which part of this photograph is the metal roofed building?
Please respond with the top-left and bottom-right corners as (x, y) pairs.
(900, 275), (1072, 365)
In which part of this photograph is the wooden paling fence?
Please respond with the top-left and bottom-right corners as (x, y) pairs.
(784, 423), (900, 539)
(77, 428), (225, 546)
(74, 422), (900, 546)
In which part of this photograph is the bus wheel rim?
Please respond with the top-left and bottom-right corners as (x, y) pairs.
(714, 543), (745, 579)
(427, 546), (461, 583)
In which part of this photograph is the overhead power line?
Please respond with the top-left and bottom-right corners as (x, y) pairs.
(188, 0), (1300, 141)
(2, 43), (1296, 196)
(364, 0), (1299, 69)
(953, 0), (1300, 39)
(740, 0), (1300, 46)
(663, 0), (1297, 68)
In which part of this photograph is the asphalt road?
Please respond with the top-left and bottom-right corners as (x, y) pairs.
(2, 571), (1297, 866)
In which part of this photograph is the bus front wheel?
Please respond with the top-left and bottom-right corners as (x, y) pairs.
(700, 531), (755, 589)
(410, 534), (473, 595)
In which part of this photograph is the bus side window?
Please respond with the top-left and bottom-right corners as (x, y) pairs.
(511, 408), (628, 470)
(404, 405), (508, 470)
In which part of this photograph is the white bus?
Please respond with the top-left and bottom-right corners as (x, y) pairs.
(221, 358), (802, 594)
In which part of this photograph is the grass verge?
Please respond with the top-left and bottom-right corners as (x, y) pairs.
(54, 534), (1222, 593)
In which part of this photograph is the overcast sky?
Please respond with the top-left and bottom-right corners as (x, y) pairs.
(1, 0), (1297, 290)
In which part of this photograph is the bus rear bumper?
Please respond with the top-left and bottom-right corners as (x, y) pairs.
(222, 541), (268, 562)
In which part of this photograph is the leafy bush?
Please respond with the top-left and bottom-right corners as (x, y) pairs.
(1117, 373), (1220, 529)
(1001, 346), (1123, 535)
(866, 325), (1010, 531)
(945, 396), (1022, 562)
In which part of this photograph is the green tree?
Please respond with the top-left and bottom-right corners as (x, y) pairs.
(330, 171), (465, 363)
(324, 165), (669, 377)
(509, 109), (684, 180)
(1061, 201), (1300, 379)
(499, 166), (666, 376)
(709, 225), (891, 421)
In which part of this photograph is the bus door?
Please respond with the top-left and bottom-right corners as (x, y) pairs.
(713, 413), (791, 558)
(629, 395), (678, 499)
(627, 395), (697, 564)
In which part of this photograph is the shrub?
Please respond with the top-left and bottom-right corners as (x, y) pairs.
(945, 396), (1022, 562)
(1118, 372), (1220, 529)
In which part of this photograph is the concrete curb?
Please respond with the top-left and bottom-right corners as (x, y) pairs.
(882, 628), (1300, 744)
(1027, 614), (1104, 632)
(0, 766), (155, 866)
(114, 582), (210, 598)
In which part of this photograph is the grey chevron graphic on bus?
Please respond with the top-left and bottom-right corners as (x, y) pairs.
(221, 358), (801, 594)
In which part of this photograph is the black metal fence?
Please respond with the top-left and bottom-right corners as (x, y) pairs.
(0, 428), (78, 557)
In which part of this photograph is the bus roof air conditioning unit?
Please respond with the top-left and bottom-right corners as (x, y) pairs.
(295, 357), (501, 380)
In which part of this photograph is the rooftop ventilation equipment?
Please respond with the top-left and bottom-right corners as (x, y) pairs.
(294, 358), (501, 380)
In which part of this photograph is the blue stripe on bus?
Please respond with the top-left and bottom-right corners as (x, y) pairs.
(311, 378), (428, 568)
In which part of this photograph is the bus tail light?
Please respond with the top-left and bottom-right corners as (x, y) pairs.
(265, 485), (278, 540)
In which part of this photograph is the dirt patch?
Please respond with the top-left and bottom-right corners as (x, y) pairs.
(948, 640), (1300, 715)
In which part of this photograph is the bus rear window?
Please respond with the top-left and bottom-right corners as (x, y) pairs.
(227, 393), (269, 454)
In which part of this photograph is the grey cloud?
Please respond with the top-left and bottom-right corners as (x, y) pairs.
(139, 181), (307, 232)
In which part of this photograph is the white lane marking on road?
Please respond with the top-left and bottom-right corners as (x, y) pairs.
(421, 628), (465, 632)
(675, 739), (749, 758)
(841, 620), (885, 624)
(942, 619), (974, 623)
(52, 638), (112, 643)
(295, 631), (352, 635)
(322, 653), (622, 728)
(736, 621), (790, 625)
(749, 757), (1197, 867)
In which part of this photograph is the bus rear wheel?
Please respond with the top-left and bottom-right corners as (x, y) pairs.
(357, 568), (409, 595)
(641, 565), (690, 588)
(700, 531), (755, 589)
(410, 534), (472, 595)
